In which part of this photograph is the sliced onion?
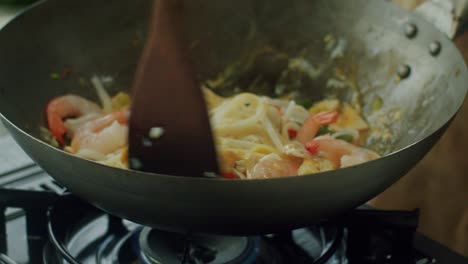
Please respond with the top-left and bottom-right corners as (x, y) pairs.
(74, 148), (107, 161)
(283, 141), (311, 159)
(331, 128), (359, 143)
(283, 101), (309, 124)
(91, 76), (112, 113)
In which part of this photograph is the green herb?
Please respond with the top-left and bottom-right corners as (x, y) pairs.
(371, 96), (383, 111)
(336, 134), (354, 143)
(78, 78), (87, 87)
(50, 73), (60, 80)
(244, 103), (251, 107)
(297, 98), (313, 109)
(317, 126), (335, 136)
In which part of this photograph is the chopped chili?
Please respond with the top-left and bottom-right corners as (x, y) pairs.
(288, 129), (298, 138)
(305, 140), (320, 154)
(222, 172), (239, 179)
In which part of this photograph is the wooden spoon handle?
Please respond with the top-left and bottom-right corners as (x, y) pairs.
(128, 0), (219, 176)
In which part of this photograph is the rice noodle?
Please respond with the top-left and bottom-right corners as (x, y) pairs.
(49, 85), (379, 178)
(219, 137), (258, 149)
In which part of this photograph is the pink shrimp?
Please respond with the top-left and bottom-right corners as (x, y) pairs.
(312, 136), (380, 168)
(66, 110), (129, 160)
(296, 110), (339, 144)
(249, 154), (300, 179)
(46, 95), (103, 144)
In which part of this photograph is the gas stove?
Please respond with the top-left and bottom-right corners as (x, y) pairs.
(0, 134), (467, 264)
(0, 4), (467, 264)
(0, 187), (431, 264)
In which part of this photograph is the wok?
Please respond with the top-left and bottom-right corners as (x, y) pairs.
(0, 0), (466, 235)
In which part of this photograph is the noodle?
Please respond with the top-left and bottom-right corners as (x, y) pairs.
(45, 85), (380, 179)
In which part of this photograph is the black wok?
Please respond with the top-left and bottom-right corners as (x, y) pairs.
(0, 0), (466, 235)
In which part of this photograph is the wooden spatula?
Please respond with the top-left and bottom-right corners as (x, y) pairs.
(128, 0), (219, 176)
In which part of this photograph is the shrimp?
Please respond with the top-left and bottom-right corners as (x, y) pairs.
(312, 136), (380, 168)
(46, 95), (103, 144)
(65, 110), (129, 161)
(296, 110), (339, 144)
(248, 154), (300, 179)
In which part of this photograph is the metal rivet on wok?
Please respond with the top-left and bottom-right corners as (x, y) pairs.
(429, 41), (441, 56)
(397, 64), (411, 79)
(404, 23), (418, 38)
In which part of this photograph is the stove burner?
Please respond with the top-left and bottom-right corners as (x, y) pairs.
(47, 207), (146, 263)
(0, 190), (447, 264)
(0, 189), (442, 264)
(45, 195), (344, 264)
(137, 228), (260, 264)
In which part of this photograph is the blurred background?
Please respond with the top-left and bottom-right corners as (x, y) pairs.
(0, 0), (466, 258)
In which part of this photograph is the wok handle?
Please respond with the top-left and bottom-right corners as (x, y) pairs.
(414, 0), (468, 38)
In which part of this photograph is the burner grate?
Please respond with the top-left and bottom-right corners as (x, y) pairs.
(46, 194), (344, 264)
(0, 189), (58, 264)
(0, 187), (454, 264)
(0, 134), (461, 264)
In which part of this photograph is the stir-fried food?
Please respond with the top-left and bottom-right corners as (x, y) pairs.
(45, 81), (380, 179)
